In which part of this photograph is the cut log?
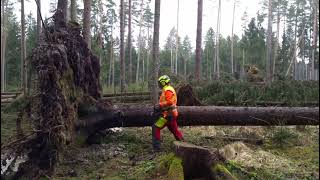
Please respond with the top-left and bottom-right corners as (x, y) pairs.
(76, 105), (319, 130)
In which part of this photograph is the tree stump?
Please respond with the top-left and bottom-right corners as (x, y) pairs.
(173, 141), (227, 179)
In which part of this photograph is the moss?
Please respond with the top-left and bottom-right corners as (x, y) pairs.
(167, 156), (184, 180)
(213, 163), (238, 180)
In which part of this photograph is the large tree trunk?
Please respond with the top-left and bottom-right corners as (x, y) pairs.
(70, 0), (77, 22)
(150, 0), (160, 104)
(272, 8), (280, 81)
(83, 0), (91, 49)
(146, 27), (150, 80)
(98, 1), (103, 67)
(312, 0), (318, 80)
(195, 0), (203, 80)
(136, 0), (144, 84)
(128, 0), (132, 84)
(76, 105), (319, 129)
(120, 0), (125, 92)
(57, 0), (68, 23)
(1, 0), (8, 93)
(21, 0), (27, 95)
(266, 0), (272, 83)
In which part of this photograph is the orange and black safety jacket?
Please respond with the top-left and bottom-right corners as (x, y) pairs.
(159, 85), (178, 118)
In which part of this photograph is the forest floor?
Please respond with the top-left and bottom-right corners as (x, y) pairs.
(1, 109), (319, 180)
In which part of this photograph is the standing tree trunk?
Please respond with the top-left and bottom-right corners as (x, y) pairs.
(272, 8), (280, 81)
(146, 26), (150, 80)
(36, 0), (42, 44)
(171, 42), (173, 73)
(293, 9), (298, 79)
(70, 0), (77, 22)
(142, 47), (145, 82)
(120, 0), (125, 92)
(231, 0), (236, 76)
(136, 0), (144, 84)
(98, 1), (103, 67)
(128, 0), (132, 84)
(311, 0), (318, 80)
(150, 0), (160, 104)
(266, 0), (273, 83)
(83, 0), (91, 49)
(1, 0), (8, 93)
(215, 0), (221, 80)
(195, 0), (203, 80)
(175, 0), (179, 74)
(21, 0), (27, 95)
(57, 0), (68, 23)
(111, 29), (115, 92)
(241, 49), (245, 80)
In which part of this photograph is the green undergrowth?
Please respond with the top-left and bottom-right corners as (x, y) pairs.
(196, 81), (319, 105)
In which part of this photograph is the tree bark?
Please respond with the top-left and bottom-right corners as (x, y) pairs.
(266, 0), (272, 83)
(57, 0), (68, 23)
(195, 0), (203, 80)
(76, 105), (319, 129)
(36, 0), (41, 44)
(231, 0), (236, 75)
(272, 8), (280, 81)
(98, 1), (103, 67)
(136, 0), (144, 84)
(215, 0), (221, 80)
(150, 0), (160, 104)
(70, 0), (77, 22)
(120, 0), (125, 92)
(1, 0), (8, 93)
(128, 0), (132, 84)
(312, 0), (318, 80)
(21, 0), (27, 95)
(83, 0), (91, 49)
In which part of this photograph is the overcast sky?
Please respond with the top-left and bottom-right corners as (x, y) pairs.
(18, 0), (263, 50)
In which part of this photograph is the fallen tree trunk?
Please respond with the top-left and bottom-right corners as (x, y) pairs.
(213, 101), (319, 107)
(102, 95), (150, 101)
(76, 105), (319, 130)
(1, 92), (21, 96)
(103, 91), (151, 97)
(1, 94), (18, 99)
(1, 98), (14, 103)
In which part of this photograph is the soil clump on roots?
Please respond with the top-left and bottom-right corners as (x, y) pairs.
(1, 11), (109, 179)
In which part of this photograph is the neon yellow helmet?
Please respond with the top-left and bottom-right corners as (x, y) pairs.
(158, 75), (170, 86)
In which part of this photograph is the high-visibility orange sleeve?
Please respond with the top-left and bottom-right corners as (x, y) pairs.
(159, 90), (174, 108)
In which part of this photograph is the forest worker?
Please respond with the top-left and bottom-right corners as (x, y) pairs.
(152, 75), (184, 151)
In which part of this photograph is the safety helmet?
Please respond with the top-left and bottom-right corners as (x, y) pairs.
(158, 75), (170, 86)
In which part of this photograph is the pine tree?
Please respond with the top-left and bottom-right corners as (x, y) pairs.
(195, 0), (203, 80)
